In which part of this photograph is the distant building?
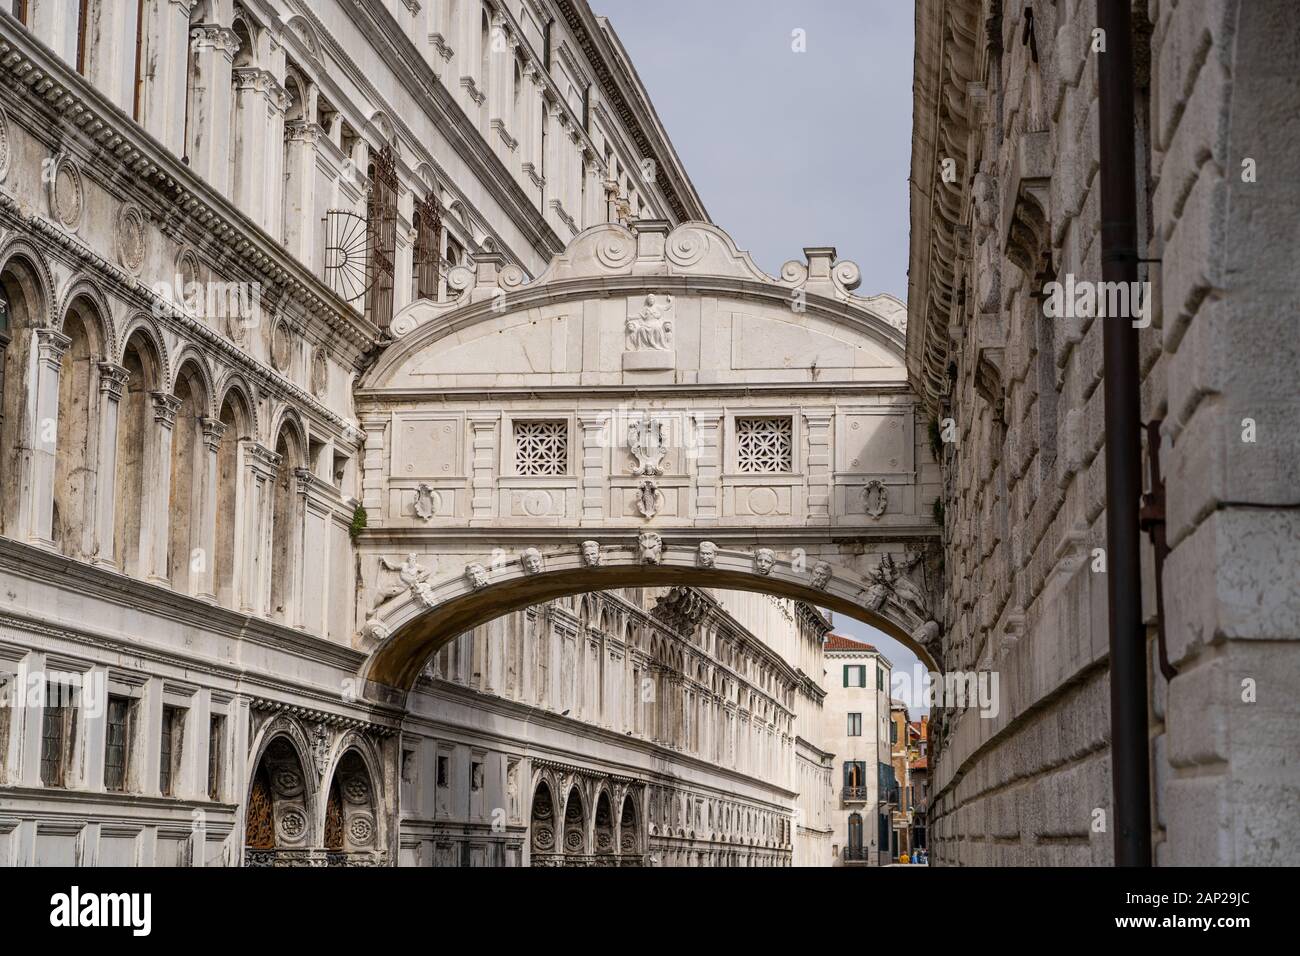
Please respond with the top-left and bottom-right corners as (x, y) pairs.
(821, 634), (891, 866)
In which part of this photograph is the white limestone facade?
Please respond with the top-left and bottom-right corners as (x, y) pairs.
(0, 0), (919, 867)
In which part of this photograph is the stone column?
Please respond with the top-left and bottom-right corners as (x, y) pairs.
(22, 329), (70, 547)
(195, 417), (225, 600)
(487, 13), (513, 162)
(241, 441), (281, 615)
(804, 410), (834, 525)
(187, 24), (239, 196)
(291, 467), (319, 632)
(283, 121), (322, 268)
(231, 68), (289, 231)
(521, 64), (544, 203)
(92, 362), (131, 566)
(690, 409), (723, 525)
(141, 392), (181, 584)
(140, 0), (197, 155)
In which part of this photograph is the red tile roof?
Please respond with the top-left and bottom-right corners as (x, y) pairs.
(824, 633), (877, 652)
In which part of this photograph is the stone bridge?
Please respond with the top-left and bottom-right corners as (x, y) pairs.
(352, 221), (943, 700)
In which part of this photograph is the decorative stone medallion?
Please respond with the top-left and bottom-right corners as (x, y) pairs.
(311, 347), (328, 396)
(176, 249), (201, 313)
(116, 204), (146, 275)
(862, 479), (888, 518)
(270, 318), (293, 371)
(277, 808), (307, 842)
(0, 105), (11, 183)
(51, 157), (84, 231)
(347, 814), (375, 846)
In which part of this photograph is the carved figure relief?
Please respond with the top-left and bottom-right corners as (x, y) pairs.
(754, 548), (776, 575)
(465, 563), (490, 589)
(638, 532), (663, 564)
(627, 294), (673, 350)
(580, 540), (602, 567)
(635, 478), (663, 519)
(697, 541), (717, 568)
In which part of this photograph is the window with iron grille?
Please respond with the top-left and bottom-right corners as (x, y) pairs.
(105, 696), (133, 792)
(736, 416), (793, 473)
(364, 144), (398, 330)
(514, 421), (568, 476)
(412, 191), (442, 302)
(40, 683), (76, 788)
(207, 715), (225, 800)
(159, 706), (185, 797)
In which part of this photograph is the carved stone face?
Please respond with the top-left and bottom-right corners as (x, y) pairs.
(581, 540), (601, 566)
(522, 548), (543, 575)
(466, 563), (489, 589)
(754, 548), (776, 575)
(638, 532), (663, 565)
(811, 561), (832, 589)
(697, 541), (717, 568)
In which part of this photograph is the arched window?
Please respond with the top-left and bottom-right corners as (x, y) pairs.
(364, 145), (398, 330)
(411, 191), (441, 302)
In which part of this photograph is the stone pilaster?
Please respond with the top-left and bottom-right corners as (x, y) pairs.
(92, 362), (131, 566)
(468, 414), (499, 524)
(22, 328), (70, 547)
(804, 410), (834, 525)
(690, 410), (723, 525)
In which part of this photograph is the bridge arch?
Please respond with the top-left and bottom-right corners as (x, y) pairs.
(352, 219), (941, 703)
(361, 538), (941, 699)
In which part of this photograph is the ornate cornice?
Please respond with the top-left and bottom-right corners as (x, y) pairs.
(0, 18), (380, 357)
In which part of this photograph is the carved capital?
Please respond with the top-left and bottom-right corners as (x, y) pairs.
(97, 362), (131, 400)
(200, 415), (227, 452)
(150, 391), (182, 427)
(34, 328), (71, 369)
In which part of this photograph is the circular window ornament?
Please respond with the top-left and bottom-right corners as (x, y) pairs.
(50, 156), (85, 232)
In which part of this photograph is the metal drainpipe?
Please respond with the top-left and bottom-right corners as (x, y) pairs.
(1096, 0), (1153, 866)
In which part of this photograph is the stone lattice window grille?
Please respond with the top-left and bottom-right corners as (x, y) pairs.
(736, 416), (793, 474)
(514, 420), (569, 476)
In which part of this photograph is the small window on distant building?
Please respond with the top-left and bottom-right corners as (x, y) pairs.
(843, 665), (866, 688)
(160, 706), (185, 796)
(436, 755), (449, 789)
(105, 696), (133, 792)
(40, 682), (78, 789)
(847, 713), (862, 736)
(207, 715), (225, 800)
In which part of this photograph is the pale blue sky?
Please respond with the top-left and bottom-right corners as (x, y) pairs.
(594, 0), (915, 300)
(594, 1), (926, 710)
